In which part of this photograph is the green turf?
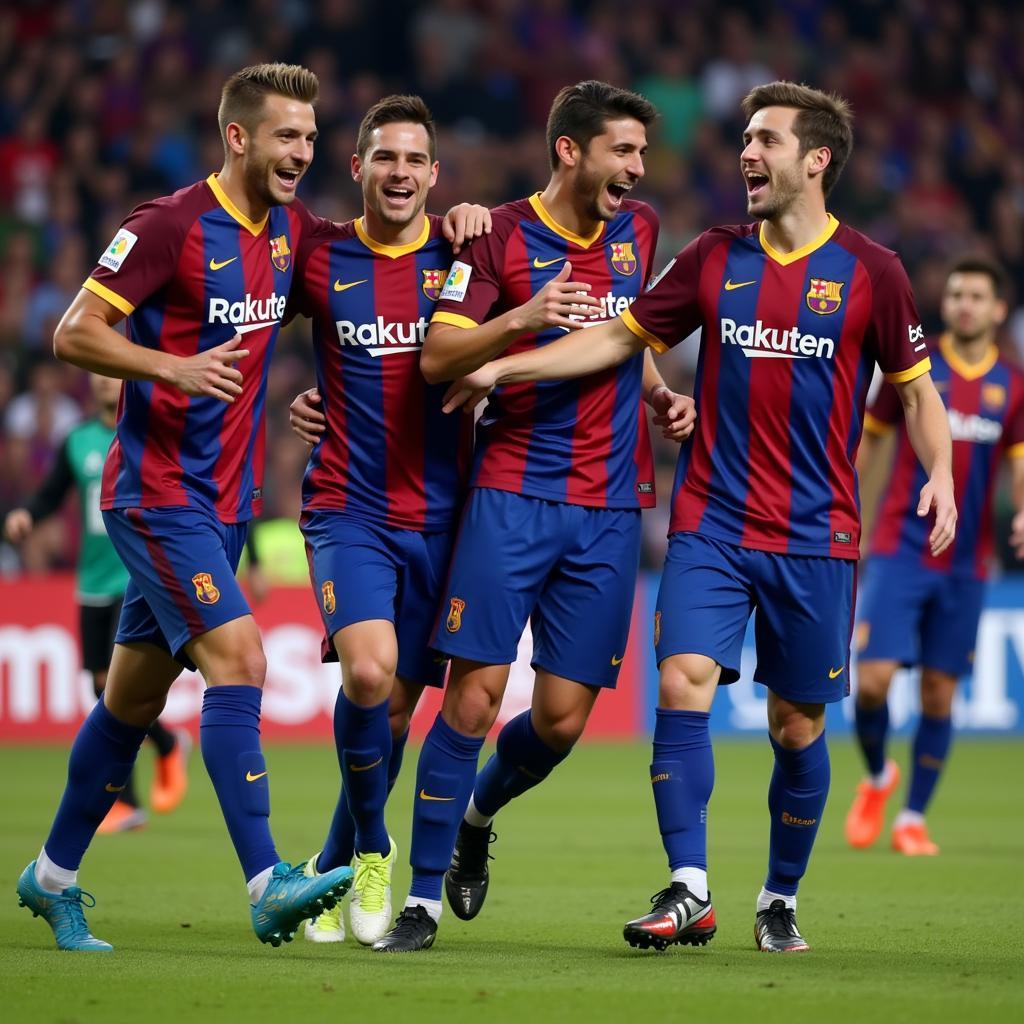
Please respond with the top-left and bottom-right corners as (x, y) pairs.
(1, 739), (1022, 1023)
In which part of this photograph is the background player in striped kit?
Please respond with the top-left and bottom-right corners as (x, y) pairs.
(16, 63), (353, 952)
(373, 80), (696, 953)
(283, 95), (486, 947)
(442, 81), (957, 954)
(846, 256), (1024, 856)
(4, 373), (189, 834)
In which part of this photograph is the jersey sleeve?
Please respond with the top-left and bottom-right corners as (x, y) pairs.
(430, 219), (510, 329)
(863, 379), (904, 435)
(870, 257), (930, 383)
(620, 233), (705, 353)
(1004, 382), (1024, 460)
(83, 201), (188, 317)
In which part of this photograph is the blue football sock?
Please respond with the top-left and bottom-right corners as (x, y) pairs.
(408, 715), (484, 903)
(43, 699), (148, 870)
(318, 727), (410, 873)
(200, 685), (279, 884)
(650, 708), (714, 871)
(335, 690), (392, 857)
(473, 711), (571, 819)
(854, 698), (889, 777)
(906, 714), (952, 814)
(765, 732), (831, 897)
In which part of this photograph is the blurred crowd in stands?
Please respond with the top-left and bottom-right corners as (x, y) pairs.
(2, 0), (1023, 575)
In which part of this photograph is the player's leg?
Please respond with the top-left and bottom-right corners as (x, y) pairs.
(751, 550), (855, 952)
(624, 534), (752, 951)
(18, 636), (182, 950)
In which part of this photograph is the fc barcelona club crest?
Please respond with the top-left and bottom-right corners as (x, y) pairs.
(983, 383), (1006, 410)
(806, 278), (843, 314)
(192, 572), (221, 605)
(446, 597), (466, 633)
(422, 268), (446, 301)
(270, 234), (291, 272)
(653, 610), (662, 646)
(609, 241), (637, 276)
(322, 580), (336, 615)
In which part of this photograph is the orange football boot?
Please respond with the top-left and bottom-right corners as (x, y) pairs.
(150, 730), (191, 814)
(98, 800), (147, 834)
(891, 820), (939, 856)
(844, 760), (900, 849)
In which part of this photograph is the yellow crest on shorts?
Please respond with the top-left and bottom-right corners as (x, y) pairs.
(322, 580), (336, 615)
(446, 597), (466, 633)
(192, 572), (220, 605)
(653, 610), (662, 646)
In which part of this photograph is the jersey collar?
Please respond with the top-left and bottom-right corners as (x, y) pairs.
(206, 174), (269, 237)
(528, 193), (605, 249)
(758, 213), (839, 266)
(354, 215), (430, 258)
(939, 332), (998, 381)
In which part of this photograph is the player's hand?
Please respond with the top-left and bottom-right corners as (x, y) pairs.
(508, 261), (602, 333)
(443, 204), (492, 254)
(171, 334), (248, 402)
(289, 387), (326, 445)
(650, 387), (696, 443)
(245, 563), (270, 604)
(1009, 508), (1024, 559)
(918, 471), (957, 556)
(442, 364), (500, 414)
(3, 508), (32, 543)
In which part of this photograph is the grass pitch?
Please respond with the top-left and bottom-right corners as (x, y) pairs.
(0, 739), (1021, 1023)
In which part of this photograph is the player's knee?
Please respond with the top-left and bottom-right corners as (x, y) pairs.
(388, 706), (413, 739)
(105, 689), (168, 729)
(443, 684), (500, 737)
(533, 710), (586, 752)
(920, 672), (956, 717)
(344, 656), (395, 705)
(658, 656), (717, 710)
(769, 707), (825, 749)
(856, 662), (895, 707)
(214, 646), (267, 688)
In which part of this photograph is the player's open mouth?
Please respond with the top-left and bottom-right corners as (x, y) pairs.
(606, 181), (633, 207)
(745, 172), (769, 197)
(275, 168), (301, 191)
(383, 186), (415, 206)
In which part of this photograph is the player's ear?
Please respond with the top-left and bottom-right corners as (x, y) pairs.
(224, 122), (246, 158)
(807, 146), (831, 181)
(429, 160), (439, 188)
(351, 153), (363, 183)
(554, 135), (579, 169)
(994, 297), (1009, 327)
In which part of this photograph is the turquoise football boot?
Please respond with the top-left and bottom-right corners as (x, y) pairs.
(17, 861), (113, 951)
(251, 861), (354, 946)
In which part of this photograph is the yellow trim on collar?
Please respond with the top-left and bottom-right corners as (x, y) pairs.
(884, 357), (932, 384)
(354, 216), (430, 258)
(939, 332), (998, 382)
(83, 277), (135, 316)
(528, 193), (605, 249)
(206, 174), (268, 236)
(758, 213), (839, 266)
(621, 306), (667, 353)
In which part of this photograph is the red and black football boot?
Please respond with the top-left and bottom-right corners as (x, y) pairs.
(623, 882), (717, 951)
(754, 899), (810, 952)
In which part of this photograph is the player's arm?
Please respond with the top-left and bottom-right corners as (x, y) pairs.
(442, 314), (645, 413)
(54, 289), (249, 402)
(893, 372), (957, 555)
(289, 387), (325, 445)
(3, 440), (74, 542)
(1007, 457), (1024, 559)
(642, 349), (695, 443)
(422, 261), (602, 384)
(441, 204), (492, 255)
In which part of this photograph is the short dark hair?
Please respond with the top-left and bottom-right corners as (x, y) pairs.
(946, 255), (1007, 297)
(356, 94), (436, 161)
(741, 81), (853, 197)
(218, 63), (318, 142)
(545, 80), (657, 170)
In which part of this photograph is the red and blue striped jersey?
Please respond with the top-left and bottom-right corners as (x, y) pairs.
(292, 215), (473, 531)
(86, 174), (320, 523)
(431, 193), (659, 509)
(867, 334), (1024, 577)
(622, 216), (929, 559)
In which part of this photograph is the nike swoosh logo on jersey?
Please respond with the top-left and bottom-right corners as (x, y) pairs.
(533, 257), (564, 269)
(724, 278), (755, 290)
(209, 257), (238, 271)
(246, 770), (268, 782)
(419, 789), (455, 801)
(828, 666), (844, 679)
(334, 279), (368, 292)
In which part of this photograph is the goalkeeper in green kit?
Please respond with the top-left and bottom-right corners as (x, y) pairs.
(4, 373), (189, 832)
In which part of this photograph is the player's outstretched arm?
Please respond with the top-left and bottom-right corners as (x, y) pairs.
(1007, 457), (1024, 559)
(442, 314), (646, 413)
(289, 387), (326, 445)
(422, 261), (602, 384)
(643, 349), (696, 443)
(895, 371), (957, 555)
(55, 289), (249, 403)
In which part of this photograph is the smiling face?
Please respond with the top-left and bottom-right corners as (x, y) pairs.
(236, 93), (318, 209)
(568, 117), (647, 222)
(740, 106), (828, 220)
(353, 121), (438, 230)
